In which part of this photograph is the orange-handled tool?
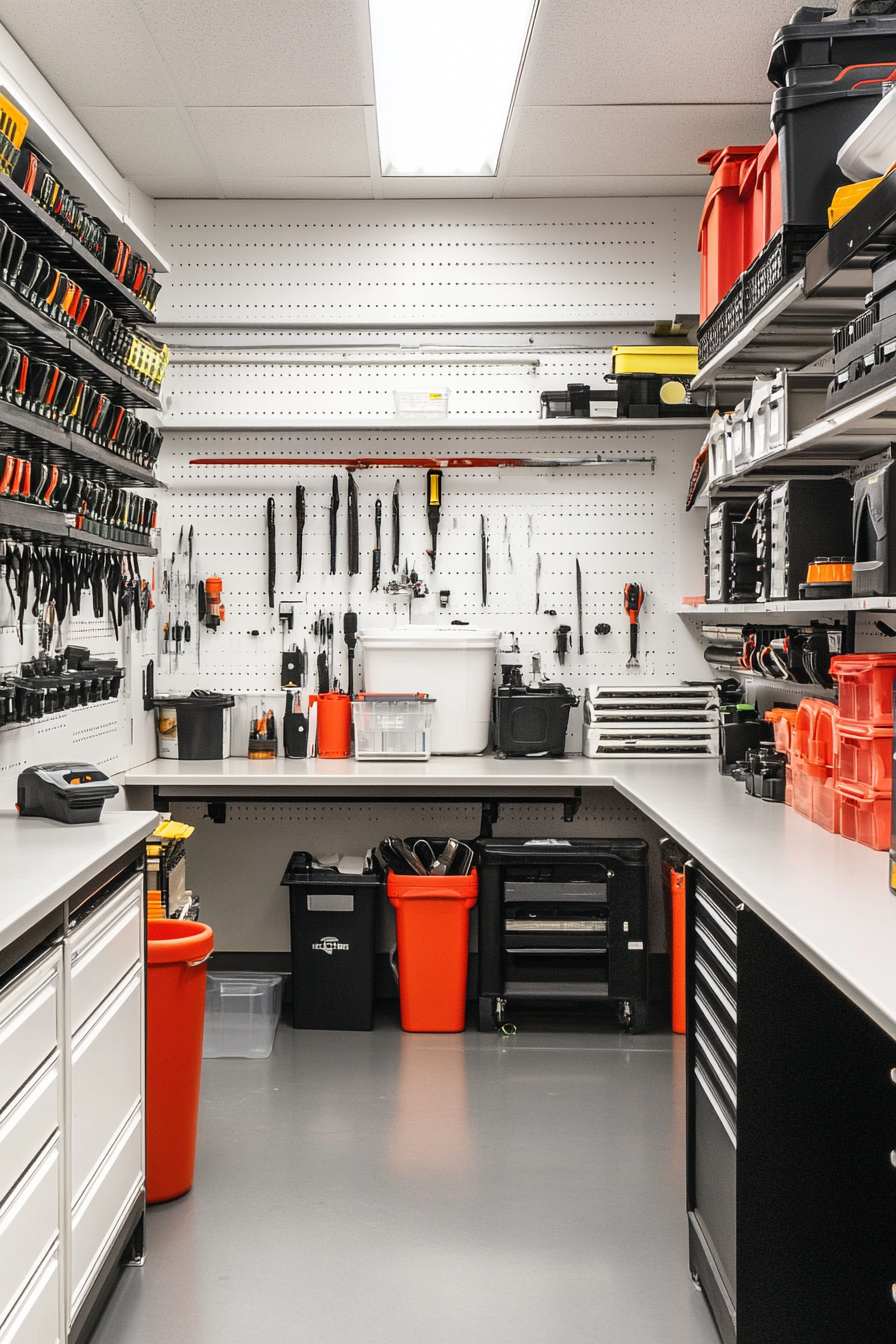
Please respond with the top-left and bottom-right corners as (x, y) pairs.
(624, 582), (644, 668)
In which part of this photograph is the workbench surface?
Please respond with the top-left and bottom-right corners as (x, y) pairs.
(124, 755), (896, 1041)
(0, 809), (158, 953)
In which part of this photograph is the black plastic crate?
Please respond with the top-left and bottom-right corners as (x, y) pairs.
(833, 303), (878, 373)
(743, 225), (825, 318)
(697, 278), (744, 366)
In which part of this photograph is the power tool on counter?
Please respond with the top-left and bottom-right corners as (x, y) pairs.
(624, 582), (645, 668)
(16, 763), (119, 824)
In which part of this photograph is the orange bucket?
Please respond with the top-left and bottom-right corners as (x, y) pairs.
(387, 873), (478, 1032)
(145, 919), (213, 1203)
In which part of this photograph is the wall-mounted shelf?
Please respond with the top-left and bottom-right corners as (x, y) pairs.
(0, 399), (163, 489)
(0, 496), (156, 555)
(163, 416), (711, 432)
(679, 599), (896, 617)
(0, 173), (156, 326)
(0, 280), (161, 409)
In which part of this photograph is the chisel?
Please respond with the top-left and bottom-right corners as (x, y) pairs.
(576, 558), (584, 655)
(372, 498), (382, 591)
(296, 484), (305, 582)
(391, 479), (401, 573)
(329, 475), (339, 576)
(347, 473), (360, 576)
(266, 497), (276, 608)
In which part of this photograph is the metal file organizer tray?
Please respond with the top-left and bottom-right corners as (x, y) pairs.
(582, 685), (720, 758)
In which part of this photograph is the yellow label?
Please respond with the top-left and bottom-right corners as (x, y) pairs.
(428, 393), (443, 400)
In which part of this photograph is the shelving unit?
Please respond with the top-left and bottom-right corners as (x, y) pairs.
(0, 280), (161, 409)
(0, 496), (156, 554)
(164, 416), (711, 432)
(0, 399), (163, 489)
(679, 598), (896, 616)
(0, 173), (156, 325)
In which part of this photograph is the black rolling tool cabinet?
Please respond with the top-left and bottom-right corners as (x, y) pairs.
(475, 838), (649, 1033)
(686, 862), (896, 1344)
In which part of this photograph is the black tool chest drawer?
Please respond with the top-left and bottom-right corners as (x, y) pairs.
(476, 838), (649, 1033)
(686, 862), (896, 1344)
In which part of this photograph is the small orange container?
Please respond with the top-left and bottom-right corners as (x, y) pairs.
(792, 698), (838, 766)
(829, 654), (896, 727)
(311, 690), (352, 757)
(837, 783), (892, 850)
(785, 762), (793, 807)
(387, 872), (478, 1032)
(813, 776), (841, 834)
(146, 919), (214, 1204)
(791, 754), (827, 821)
(836, 721), (894, 793)
(766, 707), (798, 755)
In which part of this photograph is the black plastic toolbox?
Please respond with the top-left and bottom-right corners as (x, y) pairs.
(768, 9), (896, 88)
(475, 837), (649, 1033)
(282, 853), (380, 1030)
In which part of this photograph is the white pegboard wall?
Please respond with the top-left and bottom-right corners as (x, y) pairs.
(153, 198), (702, 327)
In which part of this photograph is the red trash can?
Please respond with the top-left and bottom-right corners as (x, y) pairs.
(387, 872), (478, 1032)
(145, 919), (213, 1203)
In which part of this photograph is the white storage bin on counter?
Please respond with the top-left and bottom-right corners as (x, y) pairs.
(357, 626), (499, 754)
(203, 974), (283, 1059)
(352, 695), (434, 760)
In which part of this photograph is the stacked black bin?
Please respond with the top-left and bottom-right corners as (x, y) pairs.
(475, 838), (650, 1033)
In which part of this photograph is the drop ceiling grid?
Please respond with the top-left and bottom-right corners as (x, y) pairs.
(153, 199), (702, 326)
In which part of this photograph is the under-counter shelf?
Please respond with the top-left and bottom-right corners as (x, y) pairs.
(0, 174), (156, 327)
(678, 598), (896, 616)
(0, 497), (157, 555)
(0, 281), (161, 410)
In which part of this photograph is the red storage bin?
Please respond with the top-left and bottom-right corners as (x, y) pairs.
(836, 783), (891, 850)
(836, 721), (894, 793)
(738, 135), (782, 268)
(813, 775), (841, 835)
(387, 872), (478, 1032)
(791, 754), (827, 821)
(697, 145), (764, 322)
(793, 698), (838, 767)
(829, 654), (896, 726)
(766, 706), (797, 755)
(146, 919), (214, 1204)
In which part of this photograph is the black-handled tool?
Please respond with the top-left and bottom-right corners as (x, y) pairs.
(347, 473), (360, 575)
(329, 475), (339, 575)
(266, 497), (276, 608)
(391, 479), (400, 573)
(372, 498), (382, 590)
(426, 467), (442, 570)
(343, 610), (358, 695)
(317, 651), (329, 694)
(576, 558), (584, 655)
(296, 484), (305, 582)
(556, 624), (571, 665)
(480, 514), (488, 605)
(624, 582), (644, 668)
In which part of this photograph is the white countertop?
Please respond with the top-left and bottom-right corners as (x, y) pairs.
(0, 809), (159, 954)
(124, 754), (896, 1041)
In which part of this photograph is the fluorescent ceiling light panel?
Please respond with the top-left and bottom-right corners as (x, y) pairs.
(369, 0), (536, 176)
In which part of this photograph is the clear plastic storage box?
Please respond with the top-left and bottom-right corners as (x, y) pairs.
(351, 694), (434, 760)
(393, 388), (449, 419)
(203, 972), (283, 1059)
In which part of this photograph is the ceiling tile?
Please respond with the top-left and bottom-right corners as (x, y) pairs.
(130, 176), (218, 198)
(0, 2), (173, 106)
(381, 177), (496, 199)
(189, 106), (370, 177)
(219, 177), (374, 199)
(520, 0), (856, 106)
(73, 106), (210, 179)
(507, 105), (773, 178)
(502, 175), (708, 197)
(133, 0), (374, 106)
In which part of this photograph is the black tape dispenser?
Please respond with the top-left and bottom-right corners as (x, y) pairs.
(17, 763), (119, 824)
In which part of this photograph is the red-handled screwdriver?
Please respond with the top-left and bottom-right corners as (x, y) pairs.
(624, 582), (644, 668)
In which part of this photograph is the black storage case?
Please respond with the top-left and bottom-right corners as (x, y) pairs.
(475, 838), (649, 1033)
(769, 477), (853, 599)
(493, 683), (578, 757)
(768, 7), (896, 87)
(853, 458), (896, 596)
(282, 853), (380, 1030)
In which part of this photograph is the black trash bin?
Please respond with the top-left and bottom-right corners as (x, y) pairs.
(281, 853), (380, 1030)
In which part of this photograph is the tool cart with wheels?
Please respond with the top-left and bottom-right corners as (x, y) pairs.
(475, 838), (650, 1033)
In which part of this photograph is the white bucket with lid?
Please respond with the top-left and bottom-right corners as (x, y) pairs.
(358, 627), (499, 754)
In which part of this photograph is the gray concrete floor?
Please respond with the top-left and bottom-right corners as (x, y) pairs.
(92, 1006), (721, 1344)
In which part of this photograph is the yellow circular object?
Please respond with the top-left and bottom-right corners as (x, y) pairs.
(659, 379), (687, 405)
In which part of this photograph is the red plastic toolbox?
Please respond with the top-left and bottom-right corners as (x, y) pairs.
(836, 721), (894, 793)
(836, 782), (891, 850)
(793, 698), (838, 768)
(830, 654), (896, 726)
(739, 135), (782, 269)
(697, 145), (764, 323)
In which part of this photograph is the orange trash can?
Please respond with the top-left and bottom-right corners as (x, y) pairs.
(387, 872), (478, 1032)
(145, 919), (213, 1204)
